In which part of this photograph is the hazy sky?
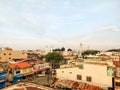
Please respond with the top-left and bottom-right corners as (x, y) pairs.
(0, 0), (120, 50)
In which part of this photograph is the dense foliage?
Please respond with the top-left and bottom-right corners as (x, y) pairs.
(82, 50), (100, 55)
(45, 52), (63, 63)
(106, 49), (120, 52)
(45, 52), (63, 69)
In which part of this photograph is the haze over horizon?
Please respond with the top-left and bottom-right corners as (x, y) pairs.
(0, 0), (120, 50)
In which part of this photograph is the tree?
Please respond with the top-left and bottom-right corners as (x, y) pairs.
(82, 50), (100, 55)
(45, 52), (63, 69)
(106, 49), (120, 52)
(45, 52), (63, 86)
(61, 47), (65, 51)
(67, 48), (72, 51)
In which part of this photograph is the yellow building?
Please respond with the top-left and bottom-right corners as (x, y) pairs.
(8, 62), (34, 82)
(0, 47), (27, 62)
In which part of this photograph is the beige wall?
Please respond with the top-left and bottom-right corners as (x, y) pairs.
(56, 63), (113, 89)
(21, 67), (33, 74)
(0, 50), (27, 62)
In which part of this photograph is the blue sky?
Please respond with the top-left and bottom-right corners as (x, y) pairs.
(0, 0), (120, 50)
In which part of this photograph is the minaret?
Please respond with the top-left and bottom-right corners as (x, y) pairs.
(79, 43), (83, 57)
(50, 45), (53, 52)
(78, 43), (83, 59)
(46, 46), (48, 54)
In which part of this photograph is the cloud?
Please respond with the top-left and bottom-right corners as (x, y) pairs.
(96, 26), (119, 32)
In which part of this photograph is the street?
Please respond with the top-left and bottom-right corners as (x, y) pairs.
(30, 75), (48, 85)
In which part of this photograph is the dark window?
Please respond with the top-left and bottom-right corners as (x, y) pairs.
(62, 71), (64, 73)
(79, 64), (84, 69)
(9, 57), (11, 59)
(0, 57), (1, 59)
(9, 53), (11, 55)
(69, 72), (72, 74)
(77, 75), (82, 80)
(16, 71), (20, 74)
(116, 82), (120, 86)
(4, 53), (6, 55)
(9, 70), (12, 74)
(86, 76), (92, 82)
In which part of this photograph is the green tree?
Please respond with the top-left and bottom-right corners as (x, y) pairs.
(45, 52), (63, 69)
(61, 47), (65, 51)
(67, 48), (72, 51)
(82, 50), (100, 56)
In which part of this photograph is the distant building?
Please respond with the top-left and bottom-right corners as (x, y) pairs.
(0, 47), (27, 62)
(78, 43), (83, 59)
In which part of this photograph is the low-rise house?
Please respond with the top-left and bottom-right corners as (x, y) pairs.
(33, 62), (51, 75)
(8, 62), (34, 83)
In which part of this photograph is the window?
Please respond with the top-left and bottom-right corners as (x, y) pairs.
(69, 72), (72, 74)
(9, 70), (12, 74)
(0, 57), (1, 60)
(116, 67), (120, 78)
(3, 53), (6, 55)
(86, 76), (92, 82)
(107, 67), (113, 76)
(22, 53), (25, 55)
(116, 82), (120, 86)
(16, 70), (20, 74)
(77, 75), (82, 80)
(79, 64), (84, 69)
(9, 57), (11, 59)
(9, 53), (11, 55)
(62, 71), (64, 73)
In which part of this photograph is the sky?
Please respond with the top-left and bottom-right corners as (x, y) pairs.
(0, 0), (120, 50)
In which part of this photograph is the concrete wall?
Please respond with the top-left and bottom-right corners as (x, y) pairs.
(56, 63), (113, 89)
(0, 50), (27, 62)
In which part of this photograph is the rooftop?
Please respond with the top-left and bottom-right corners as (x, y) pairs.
(9, 62), (32, 69)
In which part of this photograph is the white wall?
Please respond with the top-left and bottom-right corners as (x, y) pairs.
(56, 63), (113, 89)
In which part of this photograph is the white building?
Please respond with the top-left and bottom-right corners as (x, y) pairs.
(56, 62), (113, 89)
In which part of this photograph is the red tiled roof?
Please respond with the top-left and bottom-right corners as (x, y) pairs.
(9, 64), (19, 69)
(9, 62), (32, 69)
(16, 62), (32, 68)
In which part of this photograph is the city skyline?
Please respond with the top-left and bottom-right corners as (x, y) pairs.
(0, 0), (120, 50)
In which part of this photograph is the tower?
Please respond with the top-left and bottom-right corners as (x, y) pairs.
(78, 43), (83, 59)
(80, 43), (83, 57)
(50, 45), (53, 52)
(46, 46), (48, 54)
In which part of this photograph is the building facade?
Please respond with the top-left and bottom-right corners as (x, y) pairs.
(0, 48), (27, 62)
(56, 62), (113, 89)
